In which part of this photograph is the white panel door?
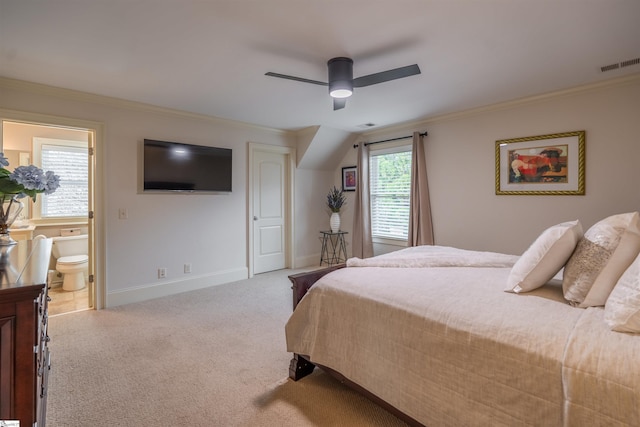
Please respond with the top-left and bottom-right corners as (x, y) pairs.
(253, 150), (286, 274)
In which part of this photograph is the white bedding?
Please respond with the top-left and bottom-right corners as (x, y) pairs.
(562, 308), (640, 426)
(285, 246), (640, 426)
(346, 244), (520, 268)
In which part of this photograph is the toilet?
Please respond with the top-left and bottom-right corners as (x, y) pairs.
(51, 231), (88, 292)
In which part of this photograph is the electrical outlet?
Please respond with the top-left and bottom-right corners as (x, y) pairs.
(158, 268), (167, 279)
(184, 263), (192, 274)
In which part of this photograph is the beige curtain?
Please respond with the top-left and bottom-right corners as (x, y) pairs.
(408, 131), (434, 246)
(352, 143), (374, 258)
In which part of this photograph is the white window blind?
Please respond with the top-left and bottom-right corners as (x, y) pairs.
(369, 147), (412, 240)
(40, 144), (88, 218)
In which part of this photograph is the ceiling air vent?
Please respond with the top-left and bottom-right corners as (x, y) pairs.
(601, 57), (640, 73)
(601, 63), (620, 73)
(621, 57), (640, 68)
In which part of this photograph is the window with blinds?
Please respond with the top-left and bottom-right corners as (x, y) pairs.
(39, 144), (88, 218)
(369, 146), (412, 241)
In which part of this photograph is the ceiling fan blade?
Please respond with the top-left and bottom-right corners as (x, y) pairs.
(333, 98), (347, 110)
(265, 72), (327, 86)
(352, 64), (421, 88)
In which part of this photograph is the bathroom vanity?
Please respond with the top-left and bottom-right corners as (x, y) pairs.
(7, 224), (36, 242)
(0, 238), (53, 427)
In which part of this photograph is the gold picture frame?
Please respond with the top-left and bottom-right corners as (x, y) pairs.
(495, 130), (585, 195)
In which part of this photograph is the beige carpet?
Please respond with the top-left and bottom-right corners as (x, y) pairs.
(47, 268), (410, 426)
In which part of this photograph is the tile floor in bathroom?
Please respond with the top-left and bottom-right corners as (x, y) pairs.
(48, 285), (90, 316)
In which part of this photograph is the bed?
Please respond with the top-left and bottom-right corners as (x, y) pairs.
(285, 214), (640, 426)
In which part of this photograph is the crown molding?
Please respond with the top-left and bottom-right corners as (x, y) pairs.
(362, 72), (640, 138)
(0, 76), (291, 136)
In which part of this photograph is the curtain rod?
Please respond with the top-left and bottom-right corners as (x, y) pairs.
(353, 131), (428, 148)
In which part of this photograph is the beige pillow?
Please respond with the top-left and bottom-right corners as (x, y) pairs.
(604, 252), (640, 333)
(505, 220), (582, 293)
(563, 212), (640, 307)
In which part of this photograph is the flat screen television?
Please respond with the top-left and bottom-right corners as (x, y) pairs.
(143, 139), (232, 192)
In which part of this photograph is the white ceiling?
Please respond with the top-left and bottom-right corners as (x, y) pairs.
(1, 0), (639, 133)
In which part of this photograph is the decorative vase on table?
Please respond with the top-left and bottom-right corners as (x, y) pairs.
(330, 212), (341, 233)
(0, 153), (61, 245)
(326, 186), (346, 233)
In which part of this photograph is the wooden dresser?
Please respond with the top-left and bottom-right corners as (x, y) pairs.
(0, 238), (53, 427)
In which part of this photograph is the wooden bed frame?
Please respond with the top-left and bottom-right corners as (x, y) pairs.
(287, 264), (424, 427)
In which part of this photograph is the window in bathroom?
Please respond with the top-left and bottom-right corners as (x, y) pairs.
(32, 138), (89, 220)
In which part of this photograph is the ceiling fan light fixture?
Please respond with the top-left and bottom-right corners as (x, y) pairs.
(328, 57), (354, 98)
(329, 85), (352, 98)
(265, 56), (420, 110)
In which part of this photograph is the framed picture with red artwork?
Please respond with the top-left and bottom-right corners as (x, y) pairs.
(342, 166), (357, 192)
(495, 130), (585, 195)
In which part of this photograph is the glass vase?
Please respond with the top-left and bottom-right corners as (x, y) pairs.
(0, 196), (25, 246)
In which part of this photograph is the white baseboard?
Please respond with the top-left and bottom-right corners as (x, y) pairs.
(294, 253), (321, 269)
(106, 267), (248, 308)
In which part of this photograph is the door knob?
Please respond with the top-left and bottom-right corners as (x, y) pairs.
(253, 216), (258, 221)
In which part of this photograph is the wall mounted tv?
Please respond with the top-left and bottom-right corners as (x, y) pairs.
(143, 139), (232, 193)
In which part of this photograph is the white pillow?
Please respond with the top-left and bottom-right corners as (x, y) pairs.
(563, 212), (640, 307)
(605, 252), (640, 332)
(505, 220), (582, 293)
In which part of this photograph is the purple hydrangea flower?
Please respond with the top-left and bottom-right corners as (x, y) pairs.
(9, 165), (47, 191)
(43, 170), (61, 194)
(0, 154), (9, 168)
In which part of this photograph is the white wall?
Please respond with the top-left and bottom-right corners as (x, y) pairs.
(333, 149), (357, 256)
(0, 79), (329, 307)
(294, 168), (336, 265)
(4, 74), (639, 307)
(335, 75), (640, 256)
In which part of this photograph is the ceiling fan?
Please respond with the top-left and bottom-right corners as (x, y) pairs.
(265, 57), (421, 110)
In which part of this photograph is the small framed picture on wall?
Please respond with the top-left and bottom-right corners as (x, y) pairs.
(342, 166), (357, 192)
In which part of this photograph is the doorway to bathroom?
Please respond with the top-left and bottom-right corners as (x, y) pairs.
(1, 113), (100, 315)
